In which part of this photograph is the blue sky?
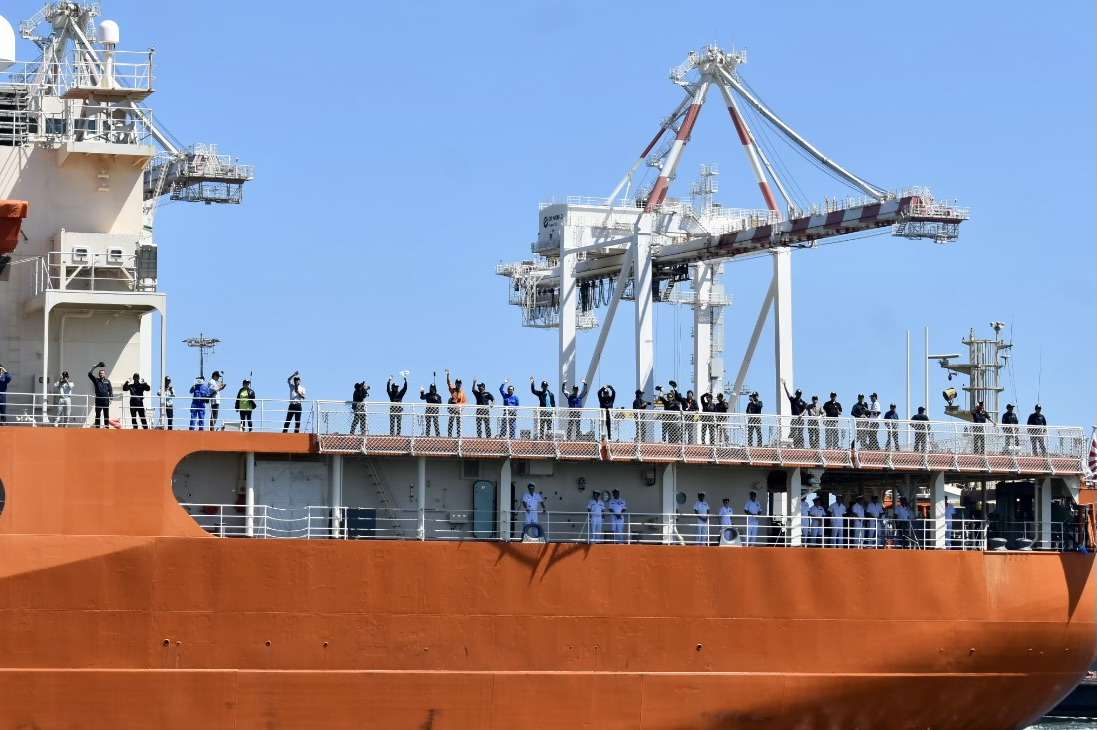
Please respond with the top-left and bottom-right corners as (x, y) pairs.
(41, 0), (1095, 424)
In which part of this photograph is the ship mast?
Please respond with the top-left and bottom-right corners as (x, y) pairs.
(932, 322), (1012, 423)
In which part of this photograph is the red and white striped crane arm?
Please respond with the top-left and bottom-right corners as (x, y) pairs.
(718, 83), (780, 214)
(644, 81), (710, 213)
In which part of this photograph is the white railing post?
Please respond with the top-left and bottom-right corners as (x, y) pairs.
(785, 468), (802, 547)
(330, 454), (343, 540)
(245, 452), (256, 538)
(417, 456), (427, 541)
(1038, 477), (1052, 550)
(930, 472), (947, 550)
(661, 464), (677, 545)
(499, 459), (512, 541)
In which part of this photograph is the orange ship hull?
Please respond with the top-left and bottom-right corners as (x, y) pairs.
(0, 429), (1093, 730)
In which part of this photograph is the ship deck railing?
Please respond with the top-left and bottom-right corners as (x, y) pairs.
(0, 393), (1086, 475)
(26, 251), (156, 295)
(0, 51), (153, 98)
(180, 504), (1053, 552)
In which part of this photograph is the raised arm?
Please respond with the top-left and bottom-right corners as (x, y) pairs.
(398, 378), (408, 398)
(579, 381), (589, 403)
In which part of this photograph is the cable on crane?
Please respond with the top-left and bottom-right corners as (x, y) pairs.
(735, 88), (811, 209)
(742, 95), (840, 202)
(744, 100), (810, 210)
(737, 74), (887, 197)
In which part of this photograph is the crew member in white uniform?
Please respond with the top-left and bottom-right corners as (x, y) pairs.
(807, 497), (826, 546)
(718, 498), (734, 541)
(865, 494), (884, 547)
(693, 492), (710, 545)
(586, 490), (605, 543)
(828, 495), (847, 547)
(850, 495), (866, 548)
(53, 371), (75, 426)
(743, 490), (763, 546)
(607, 489), (627, 543)
(521, 482), (544, 526)
(719, 498), (734, 526)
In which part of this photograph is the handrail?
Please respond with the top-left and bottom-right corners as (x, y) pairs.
(0, 392), (1084, 469)
(177, 504), (1017, 552)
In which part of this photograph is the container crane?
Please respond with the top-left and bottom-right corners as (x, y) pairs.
(498, 44), (969, 419)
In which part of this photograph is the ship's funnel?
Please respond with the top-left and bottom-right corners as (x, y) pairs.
(0, 15), (16, 71)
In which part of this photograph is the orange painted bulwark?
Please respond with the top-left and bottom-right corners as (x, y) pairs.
(0, 429), (1093, 729)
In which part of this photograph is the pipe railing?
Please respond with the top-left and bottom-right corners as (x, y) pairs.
(312, 400), (1085, 464)
(179, 504), (1002, 551)
(32, 251), (153, 295)
(0, 392), (317, 432)
(1, 394), (1085, 465)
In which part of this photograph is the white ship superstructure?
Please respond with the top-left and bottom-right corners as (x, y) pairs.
(0, 2), (250, 410)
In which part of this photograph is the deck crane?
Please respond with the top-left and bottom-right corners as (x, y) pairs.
(18, 2), (254, 248)
(498, 45), (968, 418)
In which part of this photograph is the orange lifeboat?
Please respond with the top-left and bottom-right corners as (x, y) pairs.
(0, 199), (29, 262)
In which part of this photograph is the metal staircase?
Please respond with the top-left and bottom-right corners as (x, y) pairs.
(363, 458), (404, 536)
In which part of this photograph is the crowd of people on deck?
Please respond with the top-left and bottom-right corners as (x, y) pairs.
(518, 480), (961, 549)
(338, 371), (1051, 455)
(0, 363), (1053, 455)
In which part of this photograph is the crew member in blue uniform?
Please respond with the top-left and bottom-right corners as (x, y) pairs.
(745, 392), (764, 447)
(782, 381), (806, 447)
(188, 376), (210, 431)
(1001, 403), (1020, 451)
(883, 403), (900, 450)
(1027, 405), (1047, 456)
(911, 406), (929, 452)
(498, 381), (519, 439)
(0, 363), (11, 424)
(88, 362), (113, 428)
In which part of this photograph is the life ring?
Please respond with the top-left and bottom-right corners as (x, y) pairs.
(522, 523), (544, 540)
(721, 526), (740, 543)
